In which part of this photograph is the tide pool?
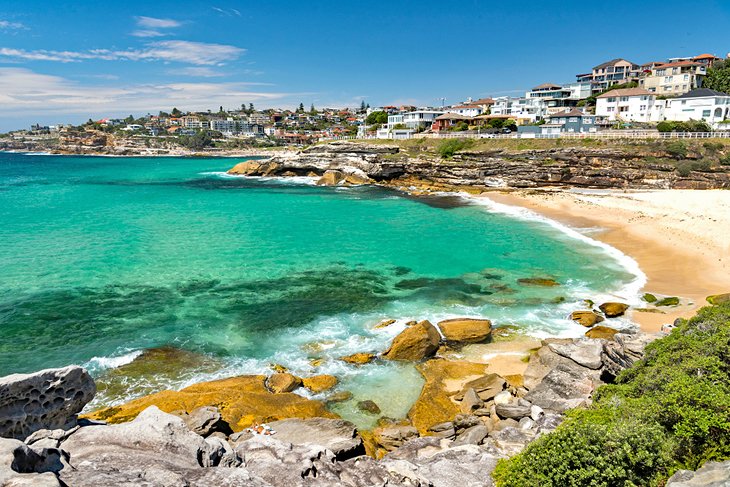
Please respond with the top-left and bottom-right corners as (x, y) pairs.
(0, 152), (640, 427)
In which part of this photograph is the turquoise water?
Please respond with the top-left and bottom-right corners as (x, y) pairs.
(0, 152), (639, 426)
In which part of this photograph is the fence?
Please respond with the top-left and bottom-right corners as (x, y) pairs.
(418, 131), (730, 140)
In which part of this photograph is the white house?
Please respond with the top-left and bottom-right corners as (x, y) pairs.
(447, 104), (484, 117)
(664, 88), (730, 129)
(401, 110), (445, 130)
(595, 88), (657, 122)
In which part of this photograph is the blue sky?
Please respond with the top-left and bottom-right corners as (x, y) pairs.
(1, 0), (729, 131)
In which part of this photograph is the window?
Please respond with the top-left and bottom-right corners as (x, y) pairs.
(641, 96), (648, 100)
(683, 74), (689, 81)
(640, 105), (647, 111)
(702, 110), (711, 117)
(607, 107), (615, 112)
(664, 76), (672, 83)
(607, 97), (616, 103)
(620, 96), (629, 102)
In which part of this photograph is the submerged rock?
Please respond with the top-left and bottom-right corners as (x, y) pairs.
(0, 366), (95, 440)
(382, 320), (441, 361)
(570, 310), (605, 327)
(437, 318), (493, 343)
(599, 302), (629, 317)
(357, 400), (382, 415)
(517, 277), (559, 287)
(339, 352), (376, 365)
(655, 296), (680, 307)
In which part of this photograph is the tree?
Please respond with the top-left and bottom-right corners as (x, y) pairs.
(219, 105), (224, 114)
(360, 100), (366, 112)
(249, 103), (254, 113)
(297, 102), (305, 113)
(179, 130), (213, 150)
(310, 103), (316, 115)
(171, 107), (182, 117)
(365, 110), (388, 125)
(125, 115), (134, 124)
(704, 59), (730, 94)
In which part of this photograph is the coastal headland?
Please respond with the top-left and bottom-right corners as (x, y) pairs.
(2, 139), (729, 485)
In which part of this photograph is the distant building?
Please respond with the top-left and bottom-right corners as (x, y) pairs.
(639, 61), (707, 96)
(577, 58), (641, 94)
(432, 113), (472, 132)
(446, 104), (484, 117)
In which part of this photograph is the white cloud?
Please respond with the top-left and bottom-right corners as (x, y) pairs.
(0, 40), (246, 65)
(130, 30), (166, 38)
(212, 7), (243, 17)
(0, 68), (292, 121)
(0, 20), (27, 30)
(135, 16), (181, 29)
(170, 67), (225, 77)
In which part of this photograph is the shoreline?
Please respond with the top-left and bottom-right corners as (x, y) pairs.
(484, 188), (730, 332)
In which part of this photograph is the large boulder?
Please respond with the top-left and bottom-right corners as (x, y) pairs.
(175, 406), (232, 437)
(227, 160), (262, 175)
(585, 325), (620, 340)
(266, 373), (303, 393)
(666, 460), (730, 486)
(302, 375), (338, 393)
(382, 320), (441, 361)
(437, 318), (492, 344)
(454, 374), (506, 402)
(548, 338), (604, 370)
(602, 332), (660, 379)
(599, 302), (629, 317)
(316, 170), (346, 186)
(524, 362), (601, 413)
(85, 375), (336, 431)
(0, 366), (95, 440)
(570, 311), (605, 327)
(264, 418), (364, 461)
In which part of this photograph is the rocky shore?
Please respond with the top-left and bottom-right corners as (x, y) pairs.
(226, 140), (730, 189)
(1, 298), (719, 487)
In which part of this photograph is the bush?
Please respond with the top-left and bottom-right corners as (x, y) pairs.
(437, 138), (474, 158)
(494, 302), (730, 486)
(657, 120), (712, 133)
(703, 141), (724, 153)
(493, 411), (674, 487)
(675, 159), (711, 176)
(665, 140), (688, 159)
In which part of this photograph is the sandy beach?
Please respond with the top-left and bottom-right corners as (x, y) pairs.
(485, 189), (730, 332)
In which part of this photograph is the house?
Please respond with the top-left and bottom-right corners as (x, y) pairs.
(526, 82), (590, 115)
(577, 58), (642, 94)
(491, 97), (543, 125)
(401, 110), (445, 130)
(546, 108), (596, 133)
(181, 116), (201, 129)
(447, 104), (484, 117)
(595, 88), (657, 122)
(692, 53), (722, 67)
(432, 113), (472, 132)
(471, 98), (495, 111)
(664, 88), (730, 129)
(639, 61), (707, 96)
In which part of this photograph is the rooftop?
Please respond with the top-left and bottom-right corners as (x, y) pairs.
(593, 58), (635, 70)
(676, 88), (730, 99)
(549, 108), (592, 118)
(597, 88), (652, 98)
(532, 83), (563, 91)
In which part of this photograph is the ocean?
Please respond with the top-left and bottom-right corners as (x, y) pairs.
(0, 152), (643, 427)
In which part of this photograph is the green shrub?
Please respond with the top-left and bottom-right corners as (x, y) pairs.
(493, 410), (674, 487)
(437, 138), (474, 158)
(720, 154), (730, 166)
(494, 302), (730, 486)
(674, 159), (711, 176)
(703, 141), (724, 153)
(665, 141), (688, 159)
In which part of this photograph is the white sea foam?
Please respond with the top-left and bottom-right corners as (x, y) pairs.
(463, 193), (647, 304)
(204, 171), (319, 185)
(84, 349), (143, 372)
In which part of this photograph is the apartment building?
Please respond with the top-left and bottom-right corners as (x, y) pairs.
(576, 58), (642, 94)
(664, 88), (730, 128)
(639, 61), (707, 96)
